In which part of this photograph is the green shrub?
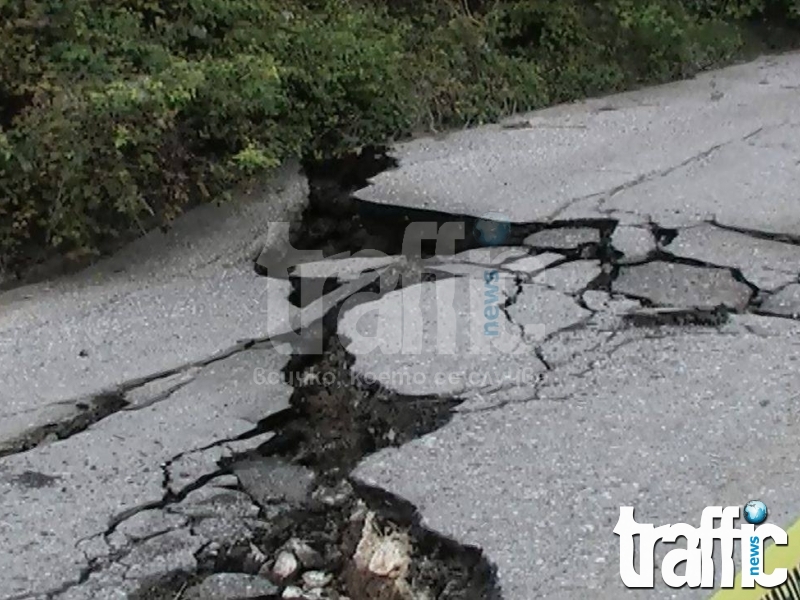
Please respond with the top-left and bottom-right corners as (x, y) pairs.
(1, 0), (799, 273)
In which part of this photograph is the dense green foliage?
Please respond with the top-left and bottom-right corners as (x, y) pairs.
(1, 0), (798, 271)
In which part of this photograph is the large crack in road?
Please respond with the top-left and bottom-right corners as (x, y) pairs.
(106, 142), (800, 600)
(4, 142), (797, 599)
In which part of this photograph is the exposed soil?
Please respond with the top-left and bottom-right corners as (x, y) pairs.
(135, 148), (505, 600)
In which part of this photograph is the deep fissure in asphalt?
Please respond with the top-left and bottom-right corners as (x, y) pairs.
(165, 149), (772, 599)
(21, 146), (799, 600)
(135, 148), (508, 600)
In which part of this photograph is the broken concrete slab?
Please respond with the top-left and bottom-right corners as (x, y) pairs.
(29, 479), (266, 600)
(536, 260), (602, 294)
(289, 270), (382, 333)
(439, 246), (529, 266)
(119, 527), (203, 583)
(167, 446), (228, 496)
(185, 572), (279, 600)
(506, 285), (592, 339)
(353, 321), (800, 599)
(759, 283), (800, 318)
(292, 255), (404, 281)
(523, 227), (600, 250)
(665, 223), (800, 290)
(613, 261), (752, 310)
(611, 225), (656, 263)
(0, 346), (291, 598)
(233, 457), (316, 507)
(423, 261), (517, 280)
(56, 563), (132, 600)
(172, 484), (262, 521)
(504, 252), (564, 274)
(0, 163), (306, 449)
(0, 267), (298, 449)
(168, 431), (282, 496)
(170, 478), (265, 545)
(111, 509), (188, 548)
(174, 347), (293, 424)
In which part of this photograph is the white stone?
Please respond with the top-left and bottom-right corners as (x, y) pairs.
(282, 585), (304, 599)
(302, 570), (333, 589)
(271, 550), (300, 582)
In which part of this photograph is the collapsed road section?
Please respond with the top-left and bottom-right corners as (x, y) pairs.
(3, 143), (799, 600)
(127, 143), (800, 600)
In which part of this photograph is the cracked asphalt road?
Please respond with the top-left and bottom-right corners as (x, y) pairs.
(347, 52), (800, 599)
(2, 52), (800, 599)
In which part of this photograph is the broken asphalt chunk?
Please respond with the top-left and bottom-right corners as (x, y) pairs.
(612, 261), (752, 310)
(233, 457), (316, 507)
(523, 227), (600, 250)
(611, 225), (656, 263)
(665, 223), (800, 290)
(759, 283), (800, 318)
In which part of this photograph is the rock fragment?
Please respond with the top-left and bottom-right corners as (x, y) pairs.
(345, 511), (413, 600)
(302, 570), (333, 589)
(311, 480), (353, 508)
(270, 550), (300, 584)
(287, 538), (325, 569)
(282, 586), (304, 599)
